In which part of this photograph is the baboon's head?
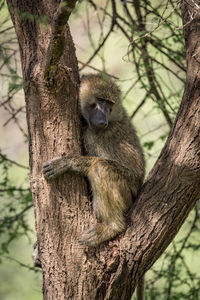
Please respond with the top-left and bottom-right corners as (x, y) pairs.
(79, 73), (123, 131)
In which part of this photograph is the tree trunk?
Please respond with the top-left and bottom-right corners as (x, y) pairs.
(7, 1), (93, 298)
(7, 1), (200, 299)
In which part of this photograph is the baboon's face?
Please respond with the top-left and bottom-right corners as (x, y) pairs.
(79, 74), (122, 130)
(85, 97), (113, 131)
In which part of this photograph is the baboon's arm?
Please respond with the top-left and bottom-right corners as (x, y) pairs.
(43, 156), (95, 178)
(43, 156), (137, 183)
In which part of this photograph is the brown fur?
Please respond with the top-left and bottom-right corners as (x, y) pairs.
(43, 73), (145, 246)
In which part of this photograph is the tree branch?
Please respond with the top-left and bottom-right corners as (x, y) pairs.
(79, 0), (116, 71)
(0, 151), (29, 169)
(44, 0), (77, 82)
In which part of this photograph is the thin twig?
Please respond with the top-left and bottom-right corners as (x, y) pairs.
(79, 0), (117, 71)
(130, 95), (148, 119)
(0, 204), (33, 224)
(0, 151), (29, 169)
(6, 256), (40, 272)
(78, 60), (118, 79)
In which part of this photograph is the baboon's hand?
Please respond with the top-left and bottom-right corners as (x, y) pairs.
(43, 157), (68, 179)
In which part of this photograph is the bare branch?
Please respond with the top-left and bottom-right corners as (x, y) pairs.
(0, 151), (29, 169)
(78, 60), (119, 79)
(6, 256), (40, 272)
(0, 204), (33, 224)
(79, 0), (116, 71)
(130, 95), (147, 119)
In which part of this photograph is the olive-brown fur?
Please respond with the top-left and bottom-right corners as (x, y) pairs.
(43, 73), (145, 246)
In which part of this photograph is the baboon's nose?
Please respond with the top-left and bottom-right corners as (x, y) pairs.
(98, 121), (108, 129)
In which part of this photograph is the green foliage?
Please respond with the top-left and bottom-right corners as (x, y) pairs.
(131, 204), (200, 299)
(0, 3), (32, 267)
(8, 71), (22, 93)
(145, 207), (200, 299)
(143, 141), (154, 150)
(0, 154), (32, 261)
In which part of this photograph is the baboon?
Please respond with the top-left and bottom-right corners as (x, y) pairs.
(43, 73), (145, 247)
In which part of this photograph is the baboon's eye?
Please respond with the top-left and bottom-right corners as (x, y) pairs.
(97, 97), (114, 105)
(90, 103), (96, 109)
(96, 97), (107, 102)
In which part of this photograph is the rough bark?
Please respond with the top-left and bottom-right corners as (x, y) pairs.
(7, 0), (200, 299)
(7, 0), (92, 298)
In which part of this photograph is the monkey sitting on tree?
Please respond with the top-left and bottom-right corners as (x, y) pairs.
(43, 73), (145, 247)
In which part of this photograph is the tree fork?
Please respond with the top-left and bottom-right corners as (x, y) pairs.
(7, 0), (200, 299)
